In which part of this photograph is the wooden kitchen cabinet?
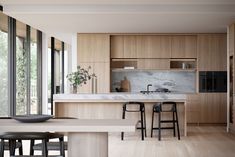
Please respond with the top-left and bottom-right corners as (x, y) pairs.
(123, 36), (137, 58)
(171, 35), (197, 58)
(197, 34), (227, 71)
(137, 59), (170, 70)
(186, 94), (200, 124)
(199, 93), (227, 124)
(77, 62), (110, 93)
(111, 35), (124, 58)
(77, 34), (110, 62)
(137, 35), (171, 58)
(229, 24), (235, 56)
(77, 34), (110, 93)
(187, 93), (226, 124)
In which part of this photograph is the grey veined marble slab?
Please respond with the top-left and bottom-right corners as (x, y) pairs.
(53, 93), (186, 103)
(112, 71), (196, 93)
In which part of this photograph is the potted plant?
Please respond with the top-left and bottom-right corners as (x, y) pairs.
(66, 66), (96, 93)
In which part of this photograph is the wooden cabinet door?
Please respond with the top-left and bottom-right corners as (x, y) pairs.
(111, 36), (124, 58)
(77, 34), (110, 62)
(186, 94), (200, 124)
(197, 34), (226, 71)
(93, 62), (110, 93)
(137, 59), (170, 70)
(77, 62), (93, 93)
(137, 36), (171, 58)
(199, 93), (226, 123)
(229, 24), (235, 56)
(123, 36), (137, 58)
(77, 62), (110, 93)
(171, 35), (197, 58)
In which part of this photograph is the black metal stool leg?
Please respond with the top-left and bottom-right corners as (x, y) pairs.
(140, 109), (144, 140)
(121, 107), (126, 140)
(173, 111), (176, 137)
(151, 109), (154, 137)
(59, 137), (65, 157)
(158, 112), (161, 141)
(144, 108), (147, 137)
(175, 107), (180, 140)
(0, 139), (4, 157)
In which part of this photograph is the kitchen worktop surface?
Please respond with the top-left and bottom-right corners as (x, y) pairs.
(53, 93), (187, 103)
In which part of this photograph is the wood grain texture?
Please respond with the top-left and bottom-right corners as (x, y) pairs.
(137, 59), (170, 70)
(171, 35), (197, 58)
(229, 24), (235, 56)
(199, 93), (227, 124)
(54, 102), (186, 136)
(197, 34), (227, 71)
(77, 62), (110, 93)
(124, 36), (137, 58)
(111, 35), (124, 58)
(77, 34), (110, 62)
(136, 35), (171, 58)
(108, 126), (235, 157)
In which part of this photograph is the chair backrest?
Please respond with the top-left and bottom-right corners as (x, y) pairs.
(161, 101), (177, 112)
(123, 102), (145, 112)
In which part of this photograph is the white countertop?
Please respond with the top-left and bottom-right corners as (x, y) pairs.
(53, 93), (187, 103)
(0, 119), (136, 133)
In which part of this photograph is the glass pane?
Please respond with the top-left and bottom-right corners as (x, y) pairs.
(55, 39), (62, 94)
(0, 12), (9, 116)
(47, 39), (51, 113)
(30, 27), (38, 114)
(16, 21), (27, 115)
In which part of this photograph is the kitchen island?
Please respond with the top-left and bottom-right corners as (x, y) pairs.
(53, 93), (187, 136)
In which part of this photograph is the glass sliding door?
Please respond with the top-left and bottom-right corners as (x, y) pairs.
(16, 21), (27, 115)
(30, 27), (38, 114)
(0, 12), (9, 116)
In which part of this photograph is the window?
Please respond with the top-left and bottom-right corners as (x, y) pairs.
(30, 27), (38, 114)
(16, 21), (27, 115)
(0, 12), (9, 116)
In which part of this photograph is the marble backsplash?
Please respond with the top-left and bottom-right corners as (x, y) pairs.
(111, 71), (196, 93)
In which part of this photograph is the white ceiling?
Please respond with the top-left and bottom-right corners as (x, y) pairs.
(1, 0), (235, 44)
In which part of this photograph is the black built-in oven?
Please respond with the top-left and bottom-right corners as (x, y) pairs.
(199, 71), (227, 93)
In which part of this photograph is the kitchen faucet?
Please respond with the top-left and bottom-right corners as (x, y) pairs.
(147, 84), (152, 92)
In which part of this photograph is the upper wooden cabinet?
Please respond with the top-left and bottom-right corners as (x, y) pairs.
(137, 35), (171, 58)
(111, 36), (124, 58)
(111, 35), (171, 59)
(137, 59), (170, 70)
(111, 35), (137, 58)
(123, 36), (137, 58)
(229, 24), (235, 56)
(197, 34), (227, 71)
(171, 35), (197, 58)
(77, 34), (110, 62)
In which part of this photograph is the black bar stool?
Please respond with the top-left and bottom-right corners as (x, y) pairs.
(150, 101), (180, 141)
(121, 102), (147, 140)
(0, 132), (65, 157)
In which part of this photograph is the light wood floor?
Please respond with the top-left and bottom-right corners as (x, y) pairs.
(4, 126), (235, 157)
(109, 126), (235, 157)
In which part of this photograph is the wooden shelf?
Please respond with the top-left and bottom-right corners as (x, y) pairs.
(111, 68), (196, 72)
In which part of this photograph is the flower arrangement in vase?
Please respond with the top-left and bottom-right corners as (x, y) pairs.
(66, 66), (96, 93)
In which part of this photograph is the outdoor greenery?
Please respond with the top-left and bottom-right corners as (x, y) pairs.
(0, 31), (8, 116)
(0, 30), (38, 116)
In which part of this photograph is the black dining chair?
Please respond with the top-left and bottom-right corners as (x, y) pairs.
(0, 132), (65, 157)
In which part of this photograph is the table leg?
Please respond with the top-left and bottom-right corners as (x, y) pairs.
(68, 132), (108, 157)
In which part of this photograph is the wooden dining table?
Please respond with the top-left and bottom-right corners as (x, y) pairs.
(0, 119), (137, 157)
